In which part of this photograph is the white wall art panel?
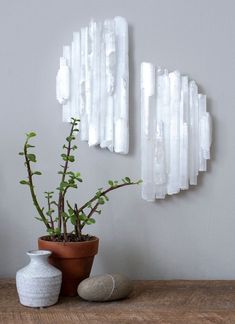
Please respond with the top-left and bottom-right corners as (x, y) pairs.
(56, 17), (129, 154)
(141, 62), (212, 201)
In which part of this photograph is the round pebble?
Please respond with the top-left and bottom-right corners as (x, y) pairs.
(77, 273), (133, 302)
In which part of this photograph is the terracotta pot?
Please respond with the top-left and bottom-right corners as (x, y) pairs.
(38, 236), (99, 297)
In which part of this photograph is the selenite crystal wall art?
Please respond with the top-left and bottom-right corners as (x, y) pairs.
(56, 16), (129, 154)
(141, 62), (212, 201)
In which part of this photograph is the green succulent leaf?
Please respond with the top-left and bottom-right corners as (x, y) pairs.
(125, 177), (131, 183)
(27, 154), (36, 163)
(18, 152), (24, 156)
(70, 214), (77, 225)
(79, 213), (87, 221)
(104, 195), (109, 201)
(54, 228), (61, 235)
(69, 183), (78, 189)
(95, 191), (102, 198)
(66, 136), (76, 142)
(108, 180), (114, 186)
(61, 211), (69, 219)
(98, 197), (105, 205)
(67, 155), (75, 162)
(86, 218), (96, 225)
(26, 132), (36, 139)
(47, 228), (54, 235)
(60, 181), (69, 188)
(19, 180), (30, 185)
(68, 178), (75, 184)
(71, 117), (80, 123)
(68, 208), (74, 216)
(35, 217), (43, 222)
(33, 171), (42, 176)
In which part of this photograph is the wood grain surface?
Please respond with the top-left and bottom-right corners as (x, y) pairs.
(1, 279), (235, 323)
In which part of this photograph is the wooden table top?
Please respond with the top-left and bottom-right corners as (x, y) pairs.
(1, 279), (235, 323)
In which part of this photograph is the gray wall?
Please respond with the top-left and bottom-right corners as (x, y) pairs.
(0, 0), (234, 279)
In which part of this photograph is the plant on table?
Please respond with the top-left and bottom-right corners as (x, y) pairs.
(19, 118), (141, 242)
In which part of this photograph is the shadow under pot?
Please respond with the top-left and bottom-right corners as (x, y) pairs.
(38, 236), (99, 297)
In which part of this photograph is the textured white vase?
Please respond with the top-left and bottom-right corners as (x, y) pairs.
(16, 250), (62, 308)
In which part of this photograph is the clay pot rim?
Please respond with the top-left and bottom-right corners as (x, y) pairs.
(38, 235), (99, 245)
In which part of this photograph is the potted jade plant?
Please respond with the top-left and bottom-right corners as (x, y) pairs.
(19, 118), (141, 296)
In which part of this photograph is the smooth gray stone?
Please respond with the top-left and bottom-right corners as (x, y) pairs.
(77, 273), (133, 302)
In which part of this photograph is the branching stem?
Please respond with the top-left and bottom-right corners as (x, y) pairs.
(58, 120), (77, 240)
(24, 141), (50, 230)
(79, 182), (137, 230)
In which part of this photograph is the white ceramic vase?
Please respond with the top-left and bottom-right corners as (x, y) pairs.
(16, 250), (62, 307)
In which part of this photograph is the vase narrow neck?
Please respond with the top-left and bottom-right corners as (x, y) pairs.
(27, 250), (51, 265)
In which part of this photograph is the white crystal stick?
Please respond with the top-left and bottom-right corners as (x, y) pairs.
(155, 68), (168, 198)
(79, 27), (89, 141)
(141, 63), (156, 201)
(70, 32), (80, 119)
(160, 69), (170, 175)
(62, 46), (71, 123)
(189, 80), (199, 185)
(56, 57), (70, 105)
(89, 21), (101, 146)
(154, 122), (167, 199)
(180, 123), (189, 189)
(179, 76), (189, 189)
(199, 94), (208, 171)
(168, 71), (181, 194)
(114, 16), (129, 154)
(99, 26), (107, 149)
(103, 19), (116, 152)
(200, 111), (212, 160)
